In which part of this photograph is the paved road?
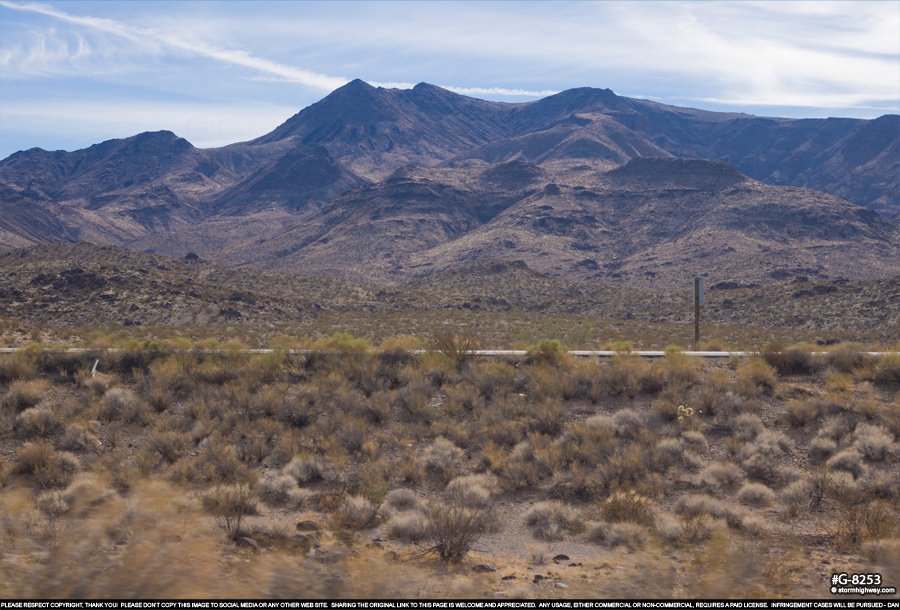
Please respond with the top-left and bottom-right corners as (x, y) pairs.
(0, 347), (895, 358)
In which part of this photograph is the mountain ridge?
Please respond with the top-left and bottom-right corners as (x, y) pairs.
(1, 80), (898, 286)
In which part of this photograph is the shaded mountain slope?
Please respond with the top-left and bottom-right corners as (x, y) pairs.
(0, 81), (897, 286)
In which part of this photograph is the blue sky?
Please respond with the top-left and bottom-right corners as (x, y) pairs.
(1, 1), (898, 158)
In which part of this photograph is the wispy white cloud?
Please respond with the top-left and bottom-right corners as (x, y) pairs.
(0, 0), (347, 90)
(0, 1), (559, 97)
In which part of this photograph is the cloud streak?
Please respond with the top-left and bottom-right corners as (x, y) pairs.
(0, 1), (557, 97)
(0, 0), (348, 90)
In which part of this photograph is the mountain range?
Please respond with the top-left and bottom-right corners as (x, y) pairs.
(1, 79), (898, 286)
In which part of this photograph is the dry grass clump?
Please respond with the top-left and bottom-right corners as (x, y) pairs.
(445, 473), (497, 508)
(285, 454), (335, 485)
(655, 512), (716, 544)
(500, 438), (556, 491)
(872, 354), (900, 388)
(2, 378), (50, 413)
(736, 482), (778, 507)
(696, 462), (745, 493)
(15, 405), (63, 437)
(385, 511), (429, 543)
(809, 436), (838, 463)
(148, 429), (190, 464)
(333, 495), (378, 530)
(762, 345), (820, 376)
(600, 491), (656, 525)
(257, 472), (300, 506)
(58, 422), (100, 452)
(732, 413), (764, 441)
(384, 488), (419, 512)
(783, 398), (821, 428)
(13, 440), (79, 488)
(99, 388), (147, 424)
(611, 408), (643, 439)
(734, 358), (776, 397)
(739, 430), (796, 486)
(0, 351), (39, 383)
(422, 437), (465, 484)
(675, 494), (727, 520)
(827, 449), (866, 479)
(861, 538), (900, 565)
(853, 423), (894, 461)
(588, 521), (646, 550)
(524, 501), (585, 540)
(172, 437), (255, 485)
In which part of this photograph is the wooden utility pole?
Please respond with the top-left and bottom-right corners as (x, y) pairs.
(693, 276), (703, 346)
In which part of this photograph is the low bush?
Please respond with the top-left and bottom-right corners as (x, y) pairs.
(425, 500), (489, 562)
(675, 494), (727, 519)
(736, 482), (777, 507)
(0, 351), (39, 383)
(784, 399), (820, 428)
(732, 413), (764, 441)
(445, 473), (496, 509)
(58, 423), (100, 452)
(588, 521), (646, 550)
(601, 491), (655, 525)
(99, 388), (147, 424)
(832, 500), (897, 549)
(257, 472), (299, 506)
(14, 440), (79, 488)
(872, 354), (900, 388)
(524, 501), (585, 540)
(762, 345), (820, 376)
(853, 424), (894, 461)
(333, 495), (378, 530)
(285, 454), (334, 485)
(525, 339), (569, 366)
(611, 408), (643, 439)
(203, 484), (258, 540)
(423, 437), (465, 484)
(655, 512), (715, 544)
(735, 358), (776, 397)
(15, 406), (62, 437)
(696, 462), (745, 493)
(827, 449), (866, 479)
(2, 379), (50, 413)
(386, 511), (429, 543)
(809, 437), (838, 463)
(383, 488), (419, 512)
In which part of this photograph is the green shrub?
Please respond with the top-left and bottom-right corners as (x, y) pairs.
(526, 339), (569, 366)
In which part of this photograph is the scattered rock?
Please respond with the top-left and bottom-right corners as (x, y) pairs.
(552, 554), (570, 562)
(472, 564), (496, 573)
(555, 582), (568, 589)
(237, 536), (259, 551)
(501, 575), (516, 581)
